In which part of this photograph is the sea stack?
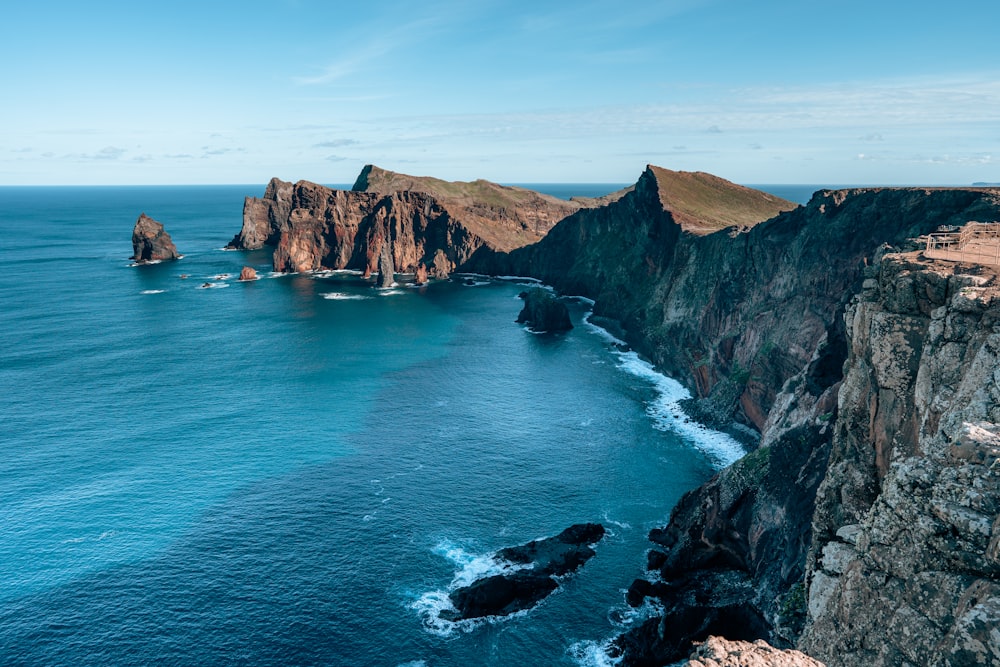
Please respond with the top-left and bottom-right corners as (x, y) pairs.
(131, 213), (180, 262)
(376, 242), (394, 288)
(239, 266), (258, 281)
(516, 288), (572, 332)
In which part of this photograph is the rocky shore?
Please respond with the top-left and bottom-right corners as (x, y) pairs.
(225, 166), (1000, 665)
(463, 170), (1000, 664)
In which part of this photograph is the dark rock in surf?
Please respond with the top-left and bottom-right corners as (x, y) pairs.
(131, 213), (180, 262)
(442, 523), (605, 621)
(516, 287), (572, 332)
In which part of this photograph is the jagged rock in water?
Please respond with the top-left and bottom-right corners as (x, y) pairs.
(376, 241), (394, 288)
(414, 263), (429, 285)
(516, 287), (572, 332)
(684, 636), (826, 666)
(131, 213), (180, 262)
(441, 523), (604, 621)
(238, 266), (258, 281)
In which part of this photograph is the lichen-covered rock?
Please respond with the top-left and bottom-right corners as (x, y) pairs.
(800, 255), (1000, 667)
(516, 288), (572, 332)
(684, 636), (825, 667)
(131, 213), (180, 262)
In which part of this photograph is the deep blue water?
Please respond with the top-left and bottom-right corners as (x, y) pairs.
(0, 185), (747, 666)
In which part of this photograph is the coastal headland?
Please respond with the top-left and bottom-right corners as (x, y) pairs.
(229, 165), (1000, 665)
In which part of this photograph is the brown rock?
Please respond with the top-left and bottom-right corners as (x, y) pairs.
(414, 263), (429, 285)
(239, 266), (258, 281)
(131, 213), (180, 262)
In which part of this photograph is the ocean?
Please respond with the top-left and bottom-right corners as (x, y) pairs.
(0, 182), (809, 666)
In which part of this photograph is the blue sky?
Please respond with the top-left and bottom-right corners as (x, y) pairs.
(2, 0), (998, 185)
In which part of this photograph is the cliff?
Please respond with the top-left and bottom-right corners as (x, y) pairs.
(800, 254), (1000, 666)
(469, 171), (1000, 663)
(228, 166), (598, 276)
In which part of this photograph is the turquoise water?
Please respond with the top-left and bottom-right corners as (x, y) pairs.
(0, 185), (734, 666)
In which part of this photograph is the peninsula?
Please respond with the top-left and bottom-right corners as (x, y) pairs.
(230, 166), (1000, 665)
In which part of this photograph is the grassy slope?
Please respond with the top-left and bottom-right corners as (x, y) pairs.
(649, 166), (797, 234)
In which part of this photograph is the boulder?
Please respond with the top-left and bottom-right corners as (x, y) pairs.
(516, 287), (572, 332)
(239, 266), (258, 281)
(131, 213), (180, 262)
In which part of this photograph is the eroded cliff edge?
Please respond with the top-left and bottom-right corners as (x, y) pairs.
(468, 173), (1000, 664)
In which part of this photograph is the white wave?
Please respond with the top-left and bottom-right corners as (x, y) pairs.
(567, 639), (622, 667)
(583, 313), (627, 346)
(265, 271), (290, 279)
(495, 275), (541, 283)
(601, 512), (631, 531)
(218, 246), (239, 251)
(461, 280), (492, 287)
(616, 352), (745, 468)
(197, 282), (229, 289)
(322, 292), (372, 300)
(375, 289), (406, 296)
(140, 289), (165, 295)
(410, 540), (535, 636)
(213, 273), (232, 280)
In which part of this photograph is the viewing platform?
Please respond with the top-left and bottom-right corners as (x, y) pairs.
(924, 222), (1000, 267)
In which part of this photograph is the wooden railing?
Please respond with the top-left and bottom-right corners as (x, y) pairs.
(925, 222), (1000, 267)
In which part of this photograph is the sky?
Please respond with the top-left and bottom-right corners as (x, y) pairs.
(1, 0), (998, 185)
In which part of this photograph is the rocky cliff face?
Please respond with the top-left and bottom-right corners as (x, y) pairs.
(800, 254), (1000, 666)
(470, 172), (1000, 663)
(131, 213), (180, 262)
(228, 167), (596, 276)
(228, 177), (294, 250)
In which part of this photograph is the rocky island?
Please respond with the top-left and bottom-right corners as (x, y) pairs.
(131, 213), (180, 263)
(225, 165), (1000, 665)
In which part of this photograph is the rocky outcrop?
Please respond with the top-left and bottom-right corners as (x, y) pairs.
(131, 213), (180, 262)
(684, 636), (826, 667)
(799, 254), (1000, 666)
(442, 524), (605, 621)
(229, 167), (606, 276)
(376, 241), (394, 288)
(238, 266), (258, 281)
(516, 288), (573, 332)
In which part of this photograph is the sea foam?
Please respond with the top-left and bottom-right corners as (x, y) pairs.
(322, 292), (372, 300)
(410, 540), (533, 636)
(583, 313), (744, 468)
